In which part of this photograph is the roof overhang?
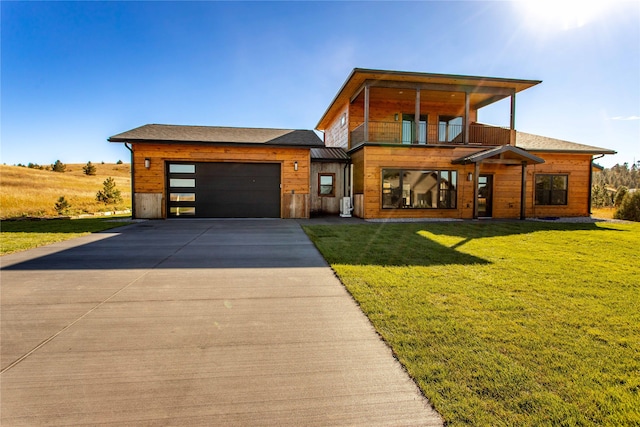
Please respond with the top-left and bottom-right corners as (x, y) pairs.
(316, 68), (542, 130)
(108, 124), (324, 148)
(451, 145), (545, 165)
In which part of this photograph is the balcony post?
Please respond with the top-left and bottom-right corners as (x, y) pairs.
(520, 161), (527, 219)
(364, 83), (370, 142)
(464, 91), (470, 144)
(414, 88), (420, 144)
(510, 89), (516, 146)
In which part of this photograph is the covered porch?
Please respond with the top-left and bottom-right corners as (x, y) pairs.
(452, 145), (545, 219)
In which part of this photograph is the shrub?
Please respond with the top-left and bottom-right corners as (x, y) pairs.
(614, 191), (640, 222)
(54, 196), (71, 215)
(96, 177), (122, 204)
(51, 160), (66, 173)
(614, 186), (628, 207)
(83, 161), (97, 176)
(116, 159), (123, 165)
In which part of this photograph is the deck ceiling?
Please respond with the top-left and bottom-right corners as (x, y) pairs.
(316, 68), (541, 130)
(355, 86), (500, 111)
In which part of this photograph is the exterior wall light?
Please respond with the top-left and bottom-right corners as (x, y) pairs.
(294, 161), (298, 171)
(394, 113), (399, 121)
(144, 158), (151, 169)
(467, 172), (473, 181)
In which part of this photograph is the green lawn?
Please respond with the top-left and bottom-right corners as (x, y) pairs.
(1, 217), (132, 255)
(304, 221), (640, 426)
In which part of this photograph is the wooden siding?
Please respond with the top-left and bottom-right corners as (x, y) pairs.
(324, 104), (349, 148)
(353, 146), (594, 219)
(356, 146), (478, 219)
(310, 162), (346, 215)
(132, 143), (311, 218)
(525, 152), (593, 218)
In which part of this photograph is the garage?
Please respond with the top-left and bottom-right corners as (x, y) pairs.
(167, 162), (281, 218)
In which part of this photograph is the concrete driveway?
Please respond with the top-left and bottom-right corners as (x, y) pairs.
(1, 219), (442, 426)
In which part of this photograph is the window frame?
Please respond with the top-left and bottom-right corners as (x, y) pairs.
(535, 174), (569, 206)
(381, 168), (458, 209)
(318, 172), (336, 197)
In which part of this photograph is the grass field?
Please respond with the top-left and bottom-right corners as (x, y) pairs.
(0, 163), (131, 219)
(304, 221), (640, 426)
(0, 217), (131, 255)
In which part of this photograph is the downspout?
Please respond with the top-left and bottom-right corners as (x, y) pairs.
(589, 154), (605, 215)
(125, 143), (135, 219)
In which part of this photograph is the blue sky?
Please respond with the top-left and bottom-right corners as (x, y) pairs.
(2, 1), (638, 167)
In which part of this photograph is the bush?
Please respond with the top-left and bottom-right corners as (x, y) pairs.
(614, 191), (640, 222)
(116, 159), (123, 165)
(54, 196), (71, 215)
(96, 177), (122, 204)
(614, 186), (628, 207)
(51, 160), (66, 173)
(83, 161), (97, 176)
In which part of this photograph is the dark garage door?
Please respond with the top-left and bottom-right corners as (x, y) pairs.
(167, 162), (281, 218)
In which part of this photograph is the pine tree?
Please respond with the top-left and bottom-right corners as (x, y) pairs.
(83, 161), (97, 175)
(51, 160), (66, 172)
(54, 196), (71, 215)
(96, 177), (122, 204)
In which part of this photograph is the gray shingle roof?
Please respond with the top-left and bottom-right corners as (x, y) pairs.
(108, 124), (324, 147)
(516, 131), (616, 154)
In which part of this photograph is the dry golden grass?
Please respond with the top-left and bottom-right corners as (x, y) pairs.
(0, 163), (131, 219)
(591, 207), (615, 219)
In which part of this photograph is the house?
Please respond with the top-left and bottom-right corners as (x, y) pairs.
(109, 68), (615, 220)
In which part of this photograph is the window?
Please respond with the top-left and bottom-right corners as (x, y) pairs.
(169, 164), (195, 173)
(401, 114), (427, 144)
(439, 116), (463, 142)
(169, 178), (195, 188)
(319, 173), (335, 197)
(169, 193), (196, 202)
(169, 207), (196, 216)
(535, 174), (568, 205)
(382, 169), (457, 209)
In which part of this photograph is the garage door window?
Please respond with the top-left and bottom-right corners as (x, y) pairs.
(169, 193), (196, 202)
(170, 207), (196, 216)
(169, 164), (195, 173)
(169, 178), (195, 187)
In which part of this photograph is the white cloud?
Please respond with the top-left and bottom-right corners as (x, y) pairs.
(609, 116), (640, 121)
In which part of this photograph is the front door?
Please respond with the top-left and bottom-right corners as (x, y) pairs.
(477, 174), (493, 217)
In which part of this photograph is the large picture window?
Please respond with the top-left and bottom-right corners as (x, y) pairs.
(535, 174), (568, 205)
(382, 169), (457, 209)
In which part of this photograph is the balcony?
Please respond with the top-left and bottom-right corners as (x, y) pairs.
(350, 122), (511, 147)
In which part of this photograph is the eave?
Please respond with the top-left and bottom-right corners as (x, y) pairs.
(316, 68), (541, 130)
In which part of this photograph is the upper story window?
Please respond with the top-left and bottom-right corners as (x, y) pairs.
(535, 174), (568, 205)
(439, 116), (463, 142)
(319, 173), (335, 197)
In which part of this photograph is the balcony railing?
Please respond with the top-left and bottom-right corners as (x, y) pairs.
(350, 122), (511, 146)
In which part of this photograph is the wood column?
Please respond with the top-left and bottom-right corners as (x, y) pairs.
(464, 91), (470, 144)
(473, 162), (480, 219)
(510, 90), (516, 146)
(364, 83), (370, 142)
(414, 88), (420, 144)
(520, 161), (527, 220)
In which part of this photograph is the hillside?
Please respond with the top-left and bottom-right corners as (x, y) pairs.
(0, 163), (131, 219)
